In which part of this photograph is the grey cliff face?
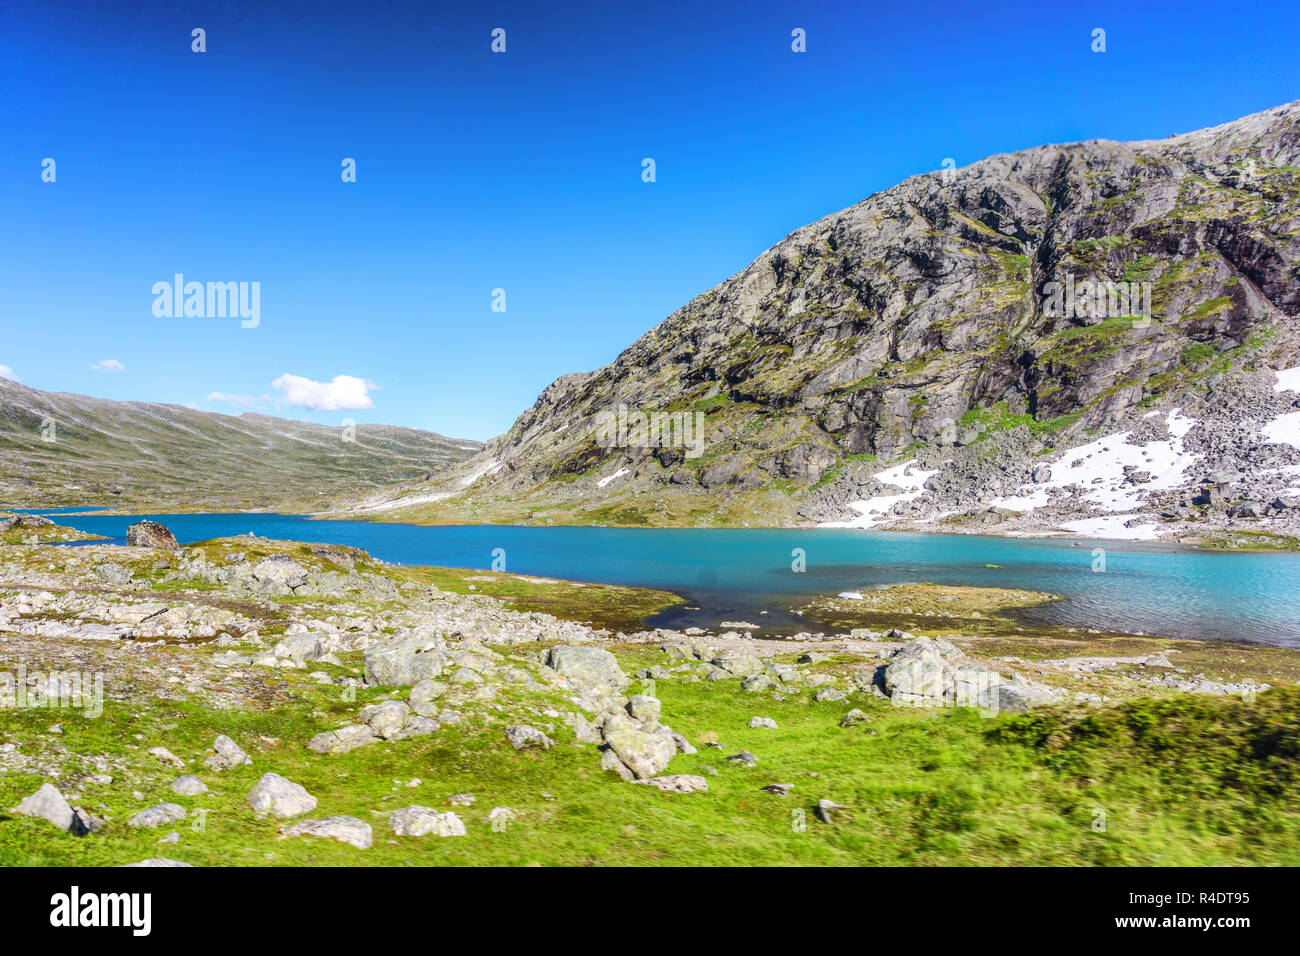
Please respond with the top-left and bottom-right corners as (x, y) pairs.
(479, 102), (1300, 496)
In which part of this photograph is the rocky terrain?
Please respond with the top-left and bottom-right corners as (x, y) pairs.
(3, 519), (1299, 866)
(0, 376), (481, 512)
(342, 101), (1300, 545)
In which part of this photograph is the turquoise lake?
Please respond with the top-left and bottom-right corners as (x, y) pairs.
(30, 511), (1300, 647)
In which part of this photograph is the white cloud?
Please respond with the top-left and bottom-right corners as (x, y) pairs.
(207, 391), (270, 409)
(271, 373), (376, 411)
(0, 365), (17, 382)
(91, 358), (125, 373)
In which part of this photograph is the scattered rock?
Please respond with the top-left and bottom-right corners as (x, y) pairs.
(247, 772), (317, 818)
(505, 725), (554, 751)
(11, 783), (87, 835)
(390, 806), (465, 837)
(815, 798), (850, 824)
(170, 775), (208, 796)
(128, 803), (187, 828)
(204, 734), (252, 771)
(147, 746), (185, 769)
(121, 858), (193, 867)
(634, 774), (709, 794)
(839, 709), (871, 727)
(280, 816), (372, 850)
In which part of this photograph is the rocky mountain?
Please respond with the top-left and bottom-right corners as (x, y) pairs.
(355, 101), (1300, 542)
(0, 377), (481, 511)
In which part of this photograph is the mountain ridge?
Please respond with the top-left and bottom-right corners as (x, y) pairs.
(345, 100), (1300, 542)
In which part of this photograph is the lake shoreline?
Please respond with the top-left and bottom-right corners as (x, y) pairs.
(11, 510), (1300, 648)
(15, 503), (1298, 554)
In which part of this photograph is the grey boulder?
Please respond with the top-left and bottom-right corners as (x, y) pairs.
(247, 772), (317, 818)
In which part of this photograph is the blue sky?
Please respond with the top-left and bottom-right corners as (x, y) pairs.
(1, 0), (1296, 440)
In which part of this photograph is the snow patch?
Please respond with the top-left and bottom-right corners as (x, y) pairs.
(597, 468), (630, 489)
(349, 458), (501, 513)
(1059, 515), (1160, 541)
(1262, 411), (1300, 450)
(990, 488), (1051, 513)
(1002, 408), (1200, 514)
(819, 460), (937, 529)
(1274, 366), (1300, 394)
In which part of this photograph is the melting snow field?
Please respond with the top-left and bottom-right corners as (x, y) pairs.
(597, 468), (630, 489)
(993, 409), (1201, 517)
(1262, 412), (1300, 450)
(820, 409), (1204, 541)
(1059, 515), (1161, 540)
(350, 458), (503, 513)
(820, 460), (937, 529)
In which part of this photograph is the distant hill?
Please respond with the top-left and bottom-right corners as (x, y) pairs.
(0, 377), (481, 511)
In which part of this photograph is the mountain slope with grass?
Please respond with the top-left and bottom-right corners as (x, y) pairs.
(349, 101), (1300, 541)
(0, 377), (482, 511)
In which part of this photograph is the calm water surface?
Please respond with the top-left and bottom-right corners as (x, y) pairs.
(35, 512), (1300, 647)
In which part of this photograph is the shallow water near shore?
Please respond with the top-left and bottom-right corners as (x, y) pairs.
(31, 511), (1300, 647)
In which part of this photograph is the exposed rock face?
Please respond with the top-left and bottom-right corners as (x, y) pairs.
(374, 101), (1300, 531)
(307, 724), (378, 754)
(126, 520), (178, 550)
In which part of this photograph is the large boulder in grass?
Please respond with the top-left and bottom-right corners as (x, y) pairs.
(601, 715), (676, 780)
(883, 638), (958, 705)
(126, 520), (178, 549)
(364, 629), (454, 686)
(389, 806), (465, 838)
(545, 646), (629, 693)
(250, 555), (308, 592)
(11, 783), (87, 835)
(884, 637), (1058, 712)
(247, 773), (317, 818)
